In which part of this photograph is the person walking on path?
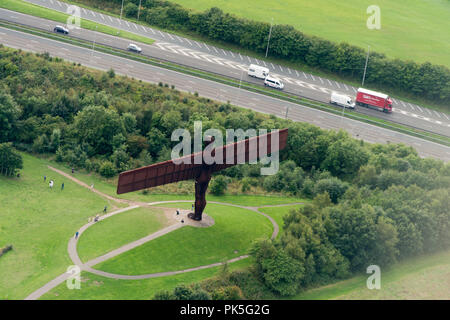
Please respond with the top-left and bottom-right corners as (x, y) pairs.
(61, 182), (64, 190)
(75, 231), (79, 239)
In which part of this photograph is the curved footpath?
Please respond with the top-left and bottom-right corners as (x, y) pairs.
(25, 167), (302, 300)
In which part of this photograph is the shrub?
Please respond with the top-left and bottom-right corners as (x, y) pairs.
(99, 160), (116, 178)
(314, 177), (349, 203)
(209, 175), (229, 195)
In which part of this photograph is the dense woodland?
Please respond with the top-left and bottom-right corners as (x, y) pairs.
(67, 0), (449, 108)
(0, 46), (449, 299)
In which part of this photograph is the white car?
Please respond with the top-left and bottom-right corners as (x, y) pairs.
(127, 43), (142, 53)
(264, 75), (284, 90)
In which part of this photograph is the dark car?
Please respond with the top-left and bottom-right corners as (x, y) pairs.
(54, 25), (69, 35)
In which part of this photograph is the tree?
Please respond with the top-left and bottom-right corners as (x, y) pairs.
(72, 105), (124, 155)
(321, 137), (369, 177)
(173, 285), (193, 300)
(122, 112), (137, 134)
(0, 92), (20, 143)
(314, 177), (349, 204)
(209, 175), (229, 195)
(124, 2), (138, 17)
(99, 160), (116, 178)
(371, 216), (399, 267)
(0, 143), (23, 176)
(326, 204), (378, 271)
(147, 127), (167, 157)
(250, 239), (304, 296)
(260, 249), (304, 296)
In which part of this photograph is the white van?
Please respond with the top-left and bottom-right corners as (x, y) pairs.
(264, 75), (284, 90)
(248, 64), (269, 79)
(330, 92), (355, 109)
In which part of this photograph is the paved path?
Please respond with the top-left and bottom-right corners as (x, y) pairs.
(25, 168), (301, 300)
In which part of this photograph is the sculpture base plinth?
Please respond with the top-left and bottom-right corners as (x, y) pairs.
(187, 212), (202, 221)
(172, 210), (214, 228)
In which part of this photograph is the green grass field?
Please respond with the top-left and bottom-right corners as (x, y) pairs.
(77, 207), (170, 262)
(94, 203), (272, 275)
(0, 0), (154, 45)
(293, 250), (450, 300)
(40, 258), (252, 299)
(0, 153), (110, 300)
(170, 0), (450, 67)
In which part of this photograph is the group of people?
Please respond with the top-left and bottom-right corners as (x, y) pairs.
(44, 175), (64, 190)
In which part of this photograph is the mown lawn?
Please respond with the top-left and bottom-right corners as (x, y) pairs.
(77, 207), (170, 262)
(170, 0), (450, 67)
(94, 203), (272, 275)
(40, 258), (252, 299)
(0, 153), (109, 299)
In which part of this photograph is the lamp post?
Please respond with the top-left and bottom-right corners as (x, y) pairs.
(90, 25), (98, 60)
(362, 45), (370, 87)
(265, 18), (273, 58)
(137, 0), (142, 21)
(120, 0), (124, 21)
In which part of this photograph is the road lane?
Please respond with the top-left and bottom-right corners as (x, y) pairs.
(0, 25), (449, 162)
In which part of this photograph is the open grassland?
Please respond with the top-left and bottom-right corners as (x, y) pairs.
(94, 203), (272, 275)
(293, 250), (450, 300)
(170, 0), (450, 67)
(41, 258), (252, 299)
(77, 207), (170, 262)
(0, 153), (109, 299)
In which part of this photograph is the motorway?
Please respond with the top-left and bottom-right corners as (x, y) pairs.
(1, 24), (449, 162)
(2, 1), (450, 137)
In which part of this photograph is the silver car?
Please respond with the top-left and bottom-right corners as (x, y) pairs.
(127, 43), (142, 53)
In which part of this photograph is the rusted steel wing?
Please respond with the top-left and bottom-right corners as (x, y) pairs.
(116, 128), (288, 194)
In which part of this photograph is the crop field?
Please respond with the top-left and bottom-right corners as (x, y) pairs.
(170, 0), (450, 67)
